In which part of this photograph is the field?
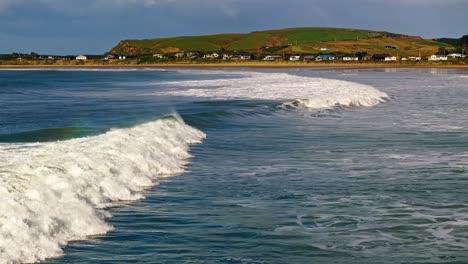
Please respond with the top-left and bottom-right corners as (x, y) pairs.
(110, 27), (395, 55)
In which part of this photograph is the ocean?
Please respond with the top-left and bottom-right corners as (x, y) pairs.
(1, 68), (468, 264)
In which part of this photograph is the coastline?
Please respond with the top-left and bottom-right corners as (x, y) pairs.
(1, 62), (468, 69)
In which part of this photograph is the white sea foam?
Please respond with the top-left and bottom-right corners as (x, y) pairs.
(0, 116), (205, 264)
(154, 72), (388, 110)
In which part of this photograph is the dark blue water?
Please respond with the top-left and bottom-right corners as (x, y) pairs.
(1, 68), (468, 264)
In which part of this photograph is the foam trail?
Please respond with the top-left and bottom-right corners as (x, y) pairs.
(0, 116), (205, 264)
(155, 72), (388, 110)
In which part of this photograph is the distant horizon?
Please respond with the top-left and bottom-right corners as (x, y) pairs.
(1, 0), (467, 55)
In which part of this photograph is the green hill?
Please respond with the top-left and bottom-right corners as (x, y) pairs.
(109, 27), (452, 57)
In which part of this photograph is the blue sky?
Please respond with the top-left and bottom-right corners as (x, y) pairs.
(0, 0), (467, 55)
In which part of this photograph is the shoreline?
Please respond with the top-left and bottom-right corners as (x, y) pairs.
(1, 62), (468, 69)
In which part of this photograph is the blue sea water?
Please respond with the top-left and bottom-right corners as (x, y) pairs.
(1, 68), (468, 264)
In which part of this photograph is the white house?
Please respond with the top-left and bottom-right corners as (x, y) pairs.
(289, 55), (301, 61)
(175, 52), (185, 58)
(408, 56), (421, 61)
(429, 55), (448, 61)
(203, 53), (220, 59)
(448, 53), (466, 58)
(263, 55), (282, 61)
(236, 55), (251, 60)
(384, 56), (397, 61)
(153, 54), (164, 59)
(343, 56), (359, 61)
(119, 55), (126, 60)
(76, 55), (87, 60)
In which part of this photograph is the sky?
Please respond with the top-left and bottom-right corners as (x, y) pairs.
(0, 0), (467, 55)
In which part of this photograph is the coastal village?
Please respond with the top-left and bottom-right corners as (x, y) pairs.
(2, 50), (466, 64)
(1, 28), (467, 65)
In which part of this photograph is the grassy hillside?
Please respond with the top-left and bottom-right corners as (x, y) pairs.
(109, 27), (452, 57)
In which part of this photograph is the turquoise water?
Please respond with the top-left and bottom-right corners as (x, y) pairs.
(1, 68), (468, 264)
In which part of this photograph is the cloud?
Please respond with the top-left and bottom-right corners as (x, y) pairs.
(0, 0), (251, 17)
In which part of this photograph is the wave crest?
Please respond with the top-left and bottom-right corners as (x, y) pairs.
(0, 116), (205, 263)
(155, 72), (388, 110)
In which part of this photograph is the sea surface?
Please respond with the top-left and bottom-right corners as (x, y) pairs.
(1, 68), (468, 264)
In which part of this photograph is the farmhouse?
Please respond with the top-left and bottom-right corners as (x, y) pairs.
(76, 55), (87, 60)
(429, 55), (448, 61)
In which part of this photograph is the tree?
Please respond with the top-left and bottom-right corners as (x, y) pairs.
(436, 47), (448, 55)
(355, 51), (368, 59)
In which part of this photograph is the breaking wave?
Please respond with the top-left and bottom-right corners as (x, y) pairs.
(0, 116), (205, 264)
(154, 72), (388, 110)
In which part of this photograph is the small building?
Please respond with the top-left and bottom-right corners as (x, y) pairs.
(289, 55), (301, 61)
(175, 52), (185, 58)
(105, 54), (115, 60)
(153, 54), (164, 59)
(303, 55), (315, 61)
(47, 56), (55, 60)
(186, 51), (201, 59)
(76, 55), (87, 60)
(223, 53), (251, 60)
(343, 56), (359, 61)
(429, 55), (448, 61)
(408, 56), (421, 61)
(320, 48), (329, 51)
(448, 53), (466, 58)
(235, 54), (251, 60)
(371, 54), (396, 61)
(315, 55), (336, 61)
(203, 53), (220, 59)
(263, 55), (282, 61)
(119, 55), (126, 60)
